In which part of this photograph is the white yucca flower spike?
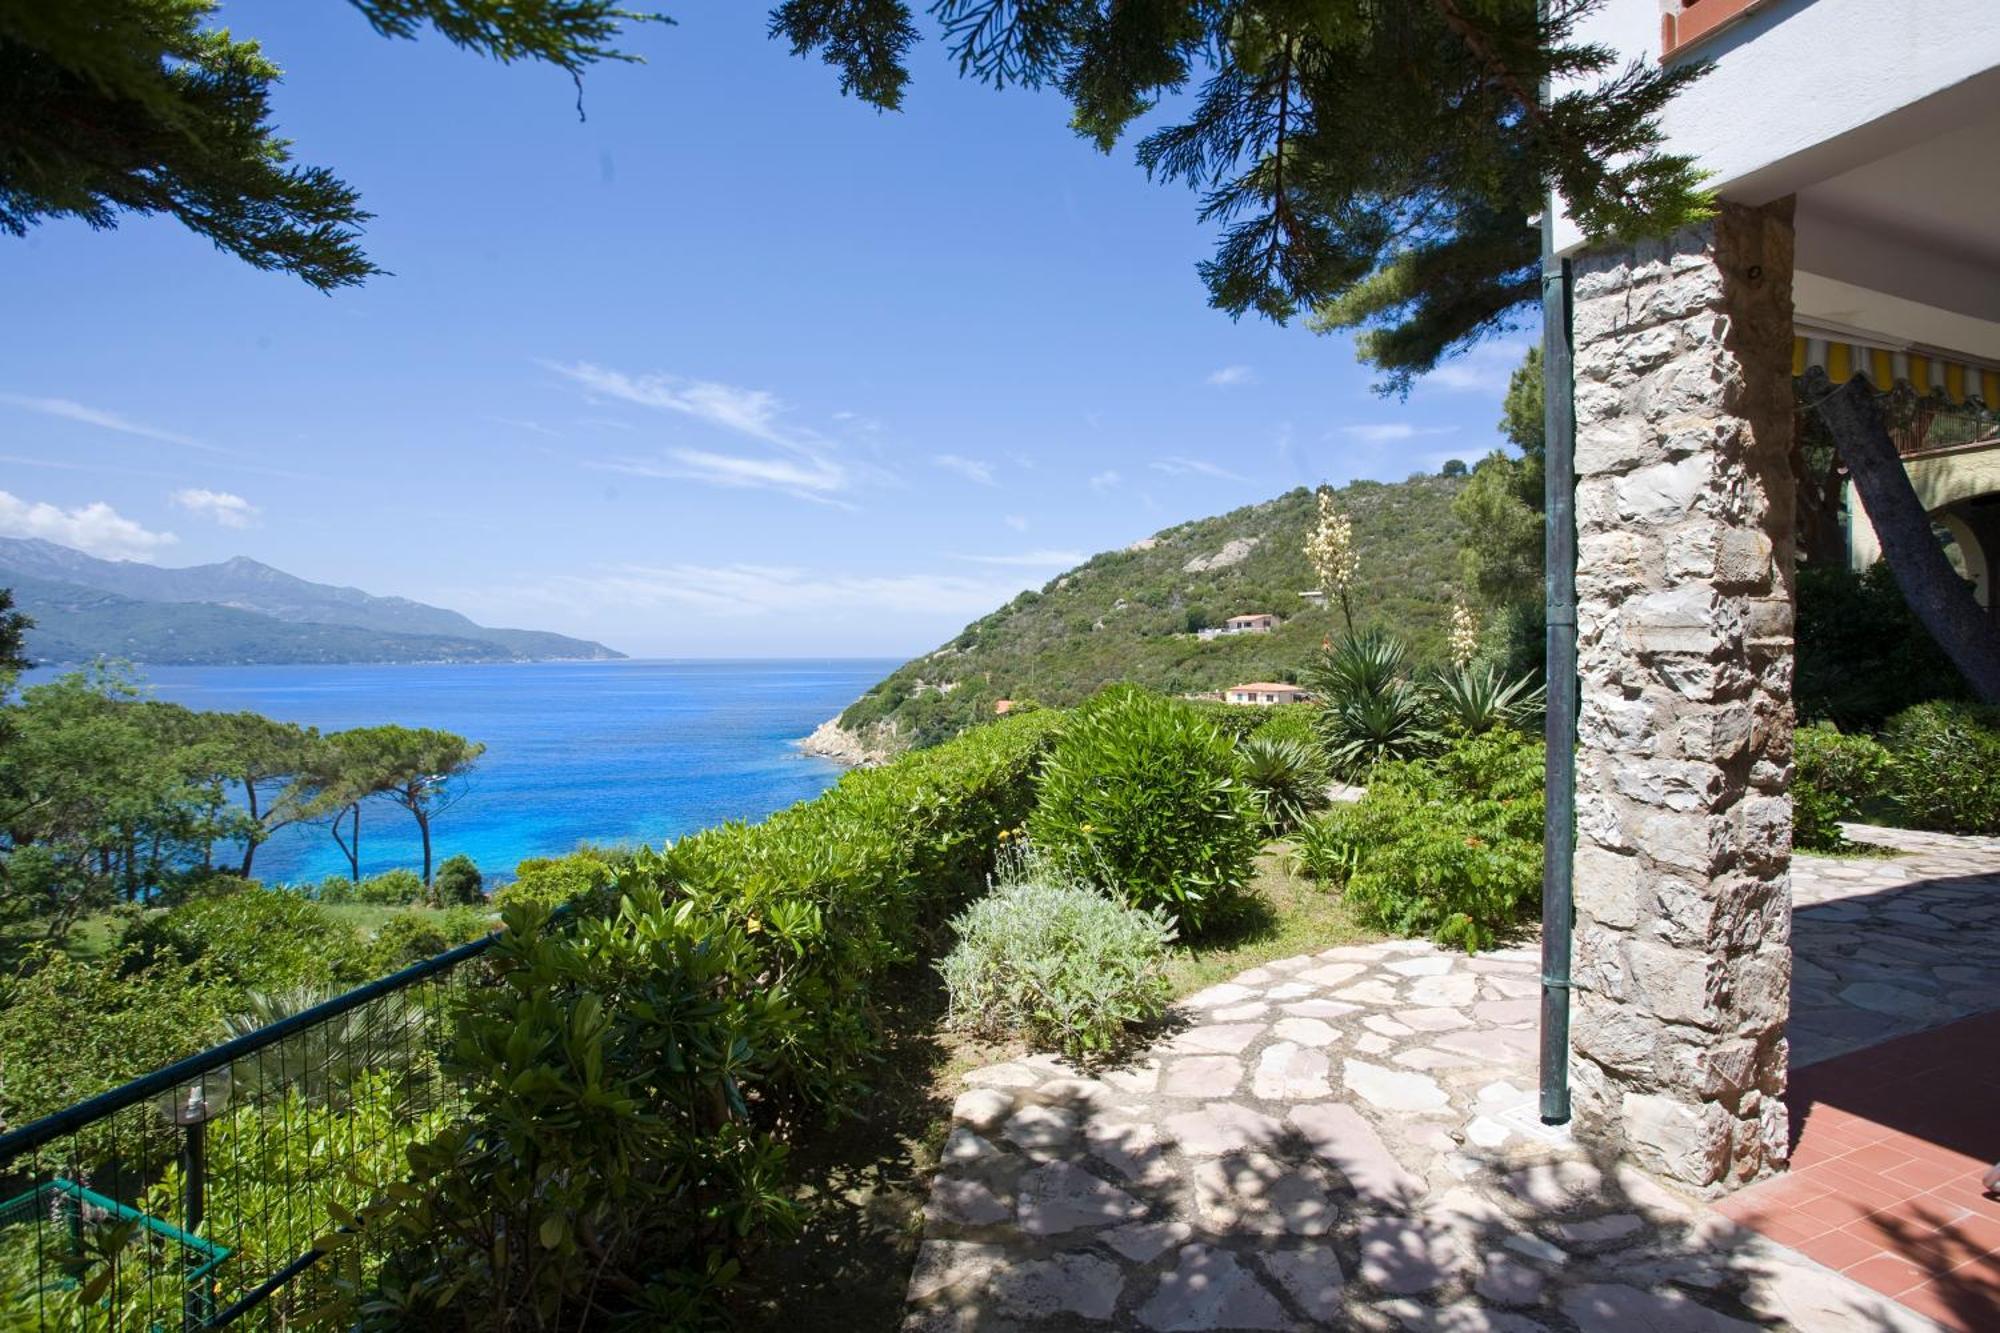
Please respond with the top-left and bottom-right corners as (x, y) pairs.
(1304, 486), (1359, 633)
(1449, 599), (1480, 670)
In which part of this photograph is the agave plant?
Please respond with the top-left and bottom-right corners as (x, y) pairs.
(1430, 663), (1547, 736)
(1307, 631), (1438, 777)
(1236, 734), (1332, 834)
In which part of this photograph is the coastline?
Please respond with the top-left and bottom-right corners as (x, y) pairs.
(798, 716), (896, 768)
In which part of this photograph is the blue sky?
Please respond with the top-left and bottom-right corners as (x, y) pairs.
(0, 2), (1532, 658)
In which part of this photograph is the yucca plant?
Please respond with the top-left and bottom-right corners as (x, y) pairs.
(1430, 663), (1546, 736)
(1237, 734), (1332, 834)
(1307, 631), (1438, 778)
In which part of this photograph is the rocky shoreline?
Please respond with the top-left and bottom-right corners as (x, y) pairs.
(797, 716), (897, 768)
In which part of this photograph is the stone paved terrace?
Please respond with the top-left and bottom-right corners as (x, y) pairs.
(901, 826), (2000, 1331)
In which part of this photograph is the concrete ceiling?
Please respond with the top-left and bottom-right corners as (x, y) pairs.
(1794, 93), (2000, 357)
(1801, 114), (2000, 275)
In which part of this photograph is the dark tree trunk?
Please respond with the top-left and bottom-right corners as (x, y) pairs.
(329, 802), (361, 881)
(416, 806), (433, 893)
(240, 779), (260, 878)
(1805, 368), (2000, 703)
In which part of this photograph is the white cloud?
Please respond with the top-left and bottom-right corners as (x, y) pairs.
(492, 417), (560, 437)
(0, 392), (222, 452)
(952, 549), (1085, 568)
(1206, 365), (1256, 388)
(1151, 456), (1248, 481)
(1003, 514), (1029, 532)
(1089, 470), (1122, 492)
(1425, 340), (1533, 394)
(1339, 423), (1459, 443)
(170, 488), (258, 528)
(591, 448), (850, 506)
(548, 361), (863, 504)
(544, 362), (808, 450)
(932, 453), (997, 486)
(0, 491), (177, 560)
(506, 563), (1038, 620)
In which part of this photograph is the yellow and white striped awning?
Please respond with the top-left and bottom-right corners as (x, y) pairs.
(1794, 335), (2000, 407)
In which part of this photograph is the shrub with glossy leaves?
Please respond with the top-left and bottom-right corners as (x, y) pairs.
(1028, 686), (1263, 935)
(1882, 701), (2000, 835)
(941, 856), (1175, 1060)
(1293, 730), (1544, 951)
(1793, 723), (1893, 851)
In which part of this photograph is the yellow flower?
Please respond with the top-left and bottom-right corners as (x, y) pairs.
(1081, 823), (1095, 834)
(746, 916), (763, 934)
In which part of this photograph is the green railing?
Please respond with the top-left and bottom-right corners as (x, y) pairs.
(0, 930), (505, 1330)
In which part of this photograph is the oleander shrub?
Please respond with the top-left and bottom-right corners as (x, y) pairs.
(1029, 686), (1263, 935)
(1792, 723), (1894, 851)
(1882, 701), (2000, 835)
(940, 854), (1175, 1060)
(1293, 730), (1544, 951)
(119, 884), (374, 992)
(430, 853), (483, 905)
(1237, 733), (1332, 834)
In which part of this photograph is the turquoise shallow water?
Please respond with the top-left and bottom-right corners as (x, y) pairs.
(101, 659), (894, 886)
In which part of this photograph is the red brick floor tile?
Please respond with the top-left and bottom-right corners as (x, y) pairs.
(1845, 1142), (1921, 1176)
(1802, 1226), (1889, 1272)
(1898, 1273), (2000, 1333)
(1749, 1210), (1837, 1248)
(1714, 1011), (2000, 1330)
(1893, 1153), (1987, 1194)
(1845, 1251), (1937, 1297)
(1793, 1190), (1884, 1232)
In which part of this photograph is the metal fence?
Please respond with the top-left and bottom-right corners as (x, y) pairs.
(0, 930), (505, 1330)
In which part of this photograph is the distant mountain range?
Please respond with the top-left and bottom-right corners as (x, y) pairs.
(0, 539), (623, 666)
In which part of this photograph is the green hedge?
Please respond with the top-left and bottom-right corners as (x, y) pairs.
(1882, 701), (2000, 836)
(350, 709), (1065, 1323)
(1793, 723), (1893, 851)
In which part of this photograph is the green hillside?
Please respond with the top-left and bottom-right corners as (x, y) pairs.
(837, 476), (1468, 749)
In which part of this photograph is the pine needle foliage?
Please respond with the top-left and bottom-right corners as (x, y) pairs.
(0, 1), (664, 289)
(776, 0), (1711, 389)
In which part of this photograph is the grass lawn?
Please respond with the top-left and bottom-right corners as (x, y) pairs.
(736, 844), (1380, 1331)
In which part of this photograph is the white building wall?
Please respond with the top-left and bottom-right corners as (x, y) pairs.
(1557, 0), (2000, 252)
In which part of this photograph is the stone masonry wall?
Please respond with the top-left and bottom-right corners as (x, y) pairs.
(1566, 201), (1798, 1193)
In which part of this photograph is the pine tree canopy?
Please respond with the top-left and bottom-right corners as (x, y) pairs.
(0, 1), (662, 291)
(777, 0), (1710, 391)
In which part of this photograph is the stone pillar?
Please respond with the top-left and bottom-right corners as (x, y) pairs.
(1566, 200), (1798, 1193)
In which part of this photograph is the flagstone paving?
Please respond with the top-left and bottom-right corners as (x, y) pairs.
(903, 825), (2000, 1331)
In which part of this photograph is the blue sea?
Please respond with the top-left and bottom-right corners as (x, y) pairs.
(96, 660), (895, 886)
